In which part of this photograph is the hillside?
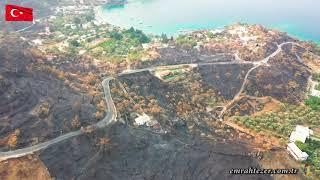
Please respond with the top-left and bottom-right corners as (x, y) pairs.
(0, 22), (319, 179)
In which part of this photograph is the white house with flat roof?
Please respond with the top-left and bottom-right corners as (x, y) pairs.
(289, 125), (313, 143)
(287, 125), (314, 161)
(287, 142), (309, 161)
(134, 113), (158, 127)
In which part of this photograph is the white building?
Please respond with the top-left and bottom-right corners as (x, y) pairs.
(135, 113), (151, 126)
(82, 22), (93, 29)
(289, 125), (313, 143)
(287, 142), (309, 161)
(287, 125), (314, 161)
(311, 82), (320, 97)
(134, 113), (157, 126)
(32, 39), (43, 46)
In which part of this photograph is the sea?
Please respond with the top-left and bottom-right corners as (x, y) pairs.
(99, 0), (320, 44)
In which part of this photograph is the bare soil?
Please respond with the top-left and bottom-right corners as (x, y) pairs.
(0, 155), (51, 180)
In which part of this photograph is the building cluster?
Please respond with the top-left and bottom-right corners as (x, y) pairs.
(55, 2), (92, 15)
(287, 125), (314, 161)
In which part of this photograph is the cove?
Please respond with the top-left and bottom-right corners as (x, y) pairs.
(99, 0), (320, 44)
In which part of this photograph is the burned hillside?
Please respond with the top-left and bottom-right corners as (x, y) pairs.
(40, 123), (271, 180)
(245, 46), (310, 104)
(0, 38), (105, 151)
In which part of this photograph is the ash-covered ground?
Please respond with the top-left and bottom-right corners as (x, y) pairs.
(0, 39), (102, 151)
(40, 123), (271, 180)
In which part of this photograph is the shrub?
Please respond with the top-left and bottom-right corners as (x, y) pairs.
(176, 35), (197, 50)
(312, 73), (320, 82)
(38, 102), (50, 119)
(305, 96), (320, 111)
(123, 27), (150, 44)
(296, 139), (320, 175)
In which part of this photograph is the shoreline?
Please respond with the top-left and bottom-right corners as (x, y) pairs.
(95, 4), (320, 45)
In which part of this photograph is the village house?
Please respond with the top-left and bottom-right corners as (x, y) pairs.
(287, 142), (309, 161)
(289, 125), (313, 143)
(134, 113), (157, 126)
(287, 125), (313, 161)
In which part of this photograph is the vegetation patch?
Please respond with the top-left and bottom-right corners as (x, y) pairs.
(92, 28), (150, 62)
(233, 105), (320, 138)
(305, 96), (320, 111)
(296, 139), (320, 176)
(176, 35), (197, 50)
(312, 73), (320, 82)
(163, 69), (186, 81)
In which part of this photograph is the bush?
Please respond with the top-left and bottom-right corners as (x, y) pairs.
(296, 139), (320, 175)
(161, 34), (169, 43)
(123, 27), (150, 44)
(305, 96), (320, 111)
(176, 35), (197, 50)
(312, 73), (320, 82)
(109, 30), (123, 40)
(38, 102), (50, 119)
(69, 40), (80, 47)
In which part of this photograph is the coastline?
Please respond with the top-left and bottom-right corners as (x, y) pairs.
(94, 6), (106, 25)
(95, 4), (320, 46)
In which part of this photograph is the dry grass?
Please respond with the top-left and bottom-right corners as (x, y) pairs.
(253, 97), (283, 117)
(0, 156), (51, 180)
(260, 150), (305, 180)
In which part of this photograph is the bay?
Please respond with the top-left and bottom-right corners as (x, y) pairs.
(100, 0), (320, 44)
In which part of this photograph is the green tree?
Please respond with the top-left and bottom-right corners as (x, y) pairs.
(109, 30), (123, 40)
(161, 34), (169, 43)
(305, 96), (320, 111)
(73, 17), (81, 25)
(70, 40), (80, 47)
(85, 14), (95, 22)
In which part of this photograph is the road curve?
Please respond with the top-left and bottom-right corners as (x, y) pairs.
(0, 41), (306, 161)
(0, 78), (116, 162)
(218, 42), (301, 119)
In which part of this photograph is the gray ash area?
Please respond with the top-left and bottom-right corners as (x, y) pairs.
(0, 40), (100, 151)
(245, 46), (310, 104)
(198, 64), (253, 99)
(39, 123), (271, 180)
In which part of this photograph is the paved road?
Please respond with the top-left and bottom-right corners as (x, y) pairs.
(119, 61), (254, 76)
(0, 41), (309, 161)
(0, 78), (116, 161)
(15, 15), (51, 33)
(218, 42), (301, 119)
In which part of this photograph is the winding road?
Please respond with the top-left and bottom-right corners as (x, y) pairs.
(15, 15), (52, 33)
(217, 42), (303, 119)
(0, 78), (117, 162)
(0, 41), (312, 161)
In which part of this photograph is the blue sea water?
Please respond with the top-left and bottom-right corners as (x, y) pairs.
(100, 0), (320, 44)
